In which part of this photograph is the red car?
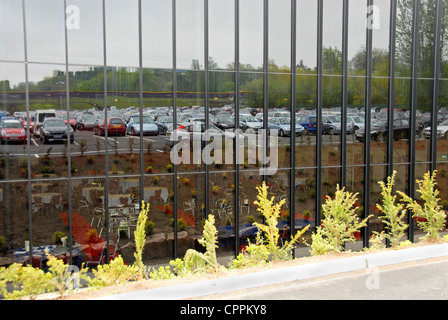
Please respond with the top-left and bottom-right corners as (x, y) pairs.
(56, 113), (76, 129)
(20, 115), (35, 133)
(94, 117), (126, 136)
(0, 119), (26, 144)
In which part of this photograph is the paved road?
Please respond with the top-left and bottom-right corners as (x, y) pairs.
(199, 257), (448, 300)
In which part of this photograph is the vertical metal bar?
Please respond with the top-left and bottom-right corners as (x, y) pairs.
(21, 0), (33, 265)
(263, 0), (269, 185)
(172, 0), (178, 259)
(408, 0), (420, 243)
(102, 0), (110, 262)
(138, 0), (145, 203)
(341, 0), (349, 188)
(204, 0), (210, 230)
(430, 0), (442, 173)
(363, 0), (374, 249)
(316, 0), (323, 227)
(234, 0), (240, 258)
(290, 0), (297, 258)
(63, 0), (73, 265)
(387, 0), (397, 179)
(386, 0), (397, 248)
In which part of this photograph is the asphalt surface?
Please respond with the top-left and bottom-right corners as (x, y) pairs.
(198, 256), (448, 300)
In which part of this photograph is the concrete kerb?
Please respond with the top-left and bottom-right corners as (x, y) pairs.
(93, 243), (448, 300)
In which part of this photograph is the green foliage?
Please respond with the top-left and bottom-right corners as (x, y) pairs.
(397, 170), (447, 240)
(373, 170), (409, 248)
(52, 231), (65, 245)
(230, 182), (309, 268)
(309, 185), (372, 256)
(134, 201), (150, 280)
(149, 266), (175, 280)
(183, 214), (222, 275)
(88, 255), (138, 287)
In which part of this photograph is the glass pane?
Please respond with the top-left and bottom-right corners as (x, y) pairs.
(322, 76), (342, 165)
(105, 0), (139, 67)
(0, 0), (24, 61)
(269, 0), (291, 72)
(27, 64), (69, 180)
(395, 0), (413, 77)
(240, 0), (263, 71)
(25, 0), (65, 63)
(370, 77), (389, 164)
(295, 75), (317, 168)
(297, 0), (317, 73)
(418, 0), (436, 78)
(348, 76), (365, 165)
(323, 0), (343, 75)
(348, 0), (368, 75)
(394, 78), (411, 164)
(372, 0), (391, 76)
(416, 79), (432, 163)
(437, 80), (448, 162)
(67, 0), (104, 65)
(142, 0), (173, 69)
(209, 0), (235, 70)
(176, 0), (204, 70)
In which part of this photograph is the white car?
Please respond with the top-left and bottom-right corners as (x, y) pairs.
(424, 119), (448, 140)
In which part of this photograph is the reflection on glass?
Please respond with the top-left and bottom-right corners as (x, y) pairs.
(0, 0), (24, 61)
(348, 0), (367, 75)
(239, 0), (263, 71)
(269, 0), (291, 72)
(297, 0), (317, 73)
(67, 0), (103, 65)
(394, 78), (410, 163)
(395, 0), (413, 77)
(25, 0), (65, 63)
(209, 0), (235, 70)
(142, 0), (172, 69)
(322, 76), (341, 165)
(105, 0), (139, 67)
(323, 0), (343, 75)
(372, 0), (391, 76)
(418, 0), (435, 78)
(176, 0), (204, 70)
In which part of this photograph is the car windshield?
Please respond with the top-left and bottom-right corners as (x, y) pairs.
(131, 116), (154, 124)
(158, 116), (173, 123)
(277, 118), (291, 125)
(241, 115), (258, 122)
(353, 116), (365, 123)
(3, 121), (22, 128)
(328, 115), (341, 122)
(45, 120), (65, 127)
(83, 115), (95, 122)
(109, 118), (123, 125)
(440, 119), (448, 126)
(373, 120), (387, 127)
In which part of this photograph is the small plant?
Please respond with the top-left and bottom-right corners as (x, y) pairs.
(88, 255), (138, 287)
(78, 139), (87, 156)
(309, 185), (372, 256)
(145, 220), (155, 235)
(182, 214), (222, 275)
(134, 201), (150, 280)
(52, 231), (65, 245)
(373, 171), (408, 248)
(149, 266), (175, 280)
(167, 164), (173, 172)
(171, 218), (187, 231)
(397, 170), (446, 240)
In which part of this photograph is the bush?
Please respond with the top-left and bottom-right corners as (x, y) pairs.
(309, 185), (372, 255)
(397, 170), (447, 240)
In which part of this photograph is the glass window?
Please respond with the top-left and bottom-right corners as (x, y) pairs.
(297, 0), (317, 73)
(269, 0), (291, 73)
(105, 0), (139, 67)
(209, 0), (235, 70)
(25, 0), (65, 64)
(323, 0), (343, 75)
(176, 0), (204, 70)
(67, 0), (104, 65)
(142, 0), (173, 69)
(240, 0), (263, 71)
(0, 0), (24, 61)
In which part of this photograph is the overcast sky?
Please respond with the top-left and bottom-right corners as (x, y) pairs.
(1, 0), (391, 87)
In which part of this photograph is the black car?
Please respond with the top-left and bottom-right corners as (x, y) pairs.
(213, 113), (236, 130)
(355, 118), (411, 142)
(40, 117), (74, 144)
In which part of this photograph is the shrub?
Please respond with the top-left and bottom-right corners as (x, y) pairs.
(134, 201), (150, 280)
(88, 255), (138, 287)
(397, 170), (447, 240)
(373, 170), (408, 248)
(309, 185), (372, 255)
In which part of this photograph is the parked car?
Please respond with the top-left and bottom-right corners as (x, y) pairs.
(126, 115), (159, 136)
(213, 113), (236, 130)
(0, 119), (26, 144)
(19, 114), (35, 133)
(423, 119), (448, 140)
(239, 115), (262, 132)
(267, 117), (305, 136)
(75, 113), (96, 131)
(95, 117), (126, 136)
(56, 112), (76, 129)
(39, 117), (74, 144)
(355, 118), (411, 142)
(296, 115), (319, 134)
(166, 120), (228, 149)
(347, 115), (365, 131)
(155, 116), (173, 134)
(322, 114), (353, 135)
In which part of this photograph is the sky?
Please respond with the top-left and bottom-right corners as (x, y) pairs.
(0, 0), (391, 87)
